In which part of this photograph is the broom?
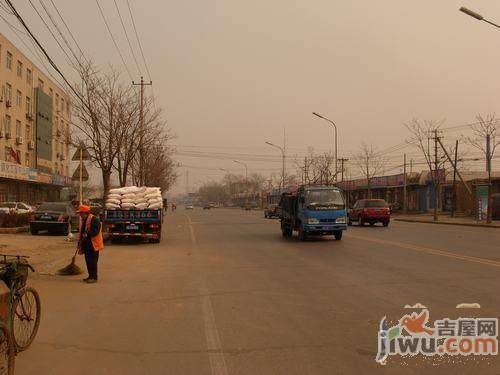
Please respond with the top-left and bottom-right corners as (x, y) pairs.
(58, 246), (83, 276)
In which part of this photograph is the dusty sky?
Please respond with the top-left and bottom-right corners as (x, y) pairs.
(2, 0), (500, 195)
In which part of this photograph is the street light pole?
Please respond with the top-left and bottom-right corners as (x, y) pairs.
(233, 160), (248, 206)
(460, 6), (500, 28)
(265, 141), (285, 190)
(312, 112), (338, 182)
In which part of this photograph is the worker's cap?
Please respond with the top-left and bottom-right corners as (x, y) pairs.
(76, 205), (91, 213)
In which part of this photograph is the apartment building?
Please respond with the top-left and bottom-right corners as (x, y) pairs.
(0, 32), (71, 203)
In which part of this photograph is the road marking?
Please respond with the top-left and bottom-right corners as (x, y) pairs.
(186, 214), (229, 375)
(348, 233), (500, 269)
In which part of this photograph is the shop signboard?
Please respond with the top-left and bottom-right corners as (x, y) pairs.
(0, 160), (32, 181)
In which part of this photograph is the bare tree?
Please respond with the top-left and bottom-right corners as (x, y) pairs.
(352, 143), (385, 198)
(113, 95), (167, 187)
(71, 63), (133, 198)
(140, 142), (178, 191)
(405, 119), (446, 221)
(295, 148), (336, 185)
(465, 114), (500, 223)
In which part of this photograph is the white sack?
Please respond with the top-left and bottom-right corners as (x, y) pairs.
(106, 198), (121, 205)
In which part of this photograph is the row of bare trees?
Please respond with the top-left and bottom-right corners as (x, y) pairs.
(70, 62), (177, 198)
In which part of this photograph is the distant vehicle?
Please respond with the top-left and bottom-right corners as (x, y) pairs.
(209, 202), (216, 208)
(203, 204), (211, 210)
(348, 199), (390, 227)
(186, 205), (194, 210)
(264, 203), (279, 219)
(0, 202), (33, 214)
(30, 202), (78, 235)
(244, 202), (252, 211)
(279, 185), (347, 241)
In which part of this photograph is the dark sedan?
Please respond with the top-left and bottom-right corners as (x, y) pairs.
(30, 202), (79, 235)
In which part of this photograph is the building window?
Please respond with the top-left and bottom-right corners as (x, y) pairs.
(6, 52), (12, 70)
(66, 101), (70, 115)
(25, 124), (30, 141)
(5, 83), (11, 102)
(49, 88), (53, 100)
(25, 153), (29, 167)
(55, 93), (59, 109)
(26, 69), (32, 85)
(61, 98), (64, 113)
(38, 79), (44, 91)
(16, 90), (21, 107)
(15, 120), (21, 138)
(5, 115), (11, 135)
(16, 60), (22, 77)
(25, 97), (31, 115)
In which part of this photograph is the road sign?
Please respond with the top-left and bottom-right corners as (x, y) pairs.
(71, 146), (91, 161)
(71, 164), (89, 181)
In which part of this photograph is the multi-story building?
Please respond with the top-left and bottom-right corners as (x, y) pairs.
(0, 32), (71, 203)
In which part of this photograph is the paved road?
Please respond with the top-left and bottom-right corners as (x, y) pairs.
(16, 208), (500, 374)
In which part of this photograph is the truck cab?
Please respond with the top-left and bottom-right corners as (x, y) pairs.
(280, 185), (347, 241)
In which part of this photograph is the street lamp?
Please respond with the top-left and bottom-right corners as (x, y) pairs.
(233, 160), (248, 205)
(312, 112), (338, 182)
(460, 6), (500, 28)
(265, 141), (285, 190)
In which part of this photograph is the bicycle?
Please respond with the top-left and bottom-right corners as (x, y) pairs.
(0, 255), (41, 355)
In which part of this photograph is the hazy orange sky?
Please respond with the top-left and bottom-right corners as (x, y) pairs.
(2, 0), (500, 195)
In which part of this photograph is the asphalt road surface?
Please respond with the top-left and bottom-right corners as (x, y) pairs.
(16, 208), (500, 374)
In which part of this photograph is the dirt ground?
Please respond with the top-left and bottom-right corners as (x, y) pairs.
(0, 232), (77, 275)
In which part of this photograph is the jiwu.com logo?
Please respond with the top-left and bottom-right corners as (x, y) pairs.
(375, 309), (498, 364)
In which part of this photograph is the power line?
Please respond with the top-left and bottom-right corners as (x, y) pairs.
(45, 0), (88, 65)
(113, 0), (141, 76)
(4, 0), (83, 101)
(37, 0), (82, 67)
(26, 0), (77, 69)
(125, 0), (156, 108)
(94, 0), (133, 81)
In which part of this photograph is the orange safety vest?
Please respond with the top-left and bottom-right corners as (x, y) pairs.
(79, 214), (104, 254)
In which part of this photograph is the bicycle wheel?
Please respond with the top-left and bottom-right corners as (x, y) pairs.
(0, 322), (15, 375)
(12, 286), (41, 351)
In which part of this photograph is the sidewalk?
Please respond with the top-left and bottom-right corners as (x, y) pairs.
(393, 213), (500, 228)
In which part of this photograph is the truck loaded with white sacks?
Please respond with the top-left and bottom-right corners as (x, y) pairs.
(103, 186), (164, 243)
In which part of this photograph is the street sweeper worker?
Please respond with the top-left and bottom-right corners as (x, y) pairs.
(77, 205), (104, 283)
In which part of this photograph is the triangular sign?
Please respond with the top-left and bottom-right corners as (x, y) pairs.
(71, 146), (91, 161)
(72, 164), (89, 181)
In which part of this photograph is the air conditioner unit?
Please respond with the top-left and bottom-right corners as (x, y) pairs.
(28, 140), (35, 150)
(16, 136), (23, 145)
(56, 129), (62, 137)
(5, 100), (11, 108)
(5, 132), (11, 140)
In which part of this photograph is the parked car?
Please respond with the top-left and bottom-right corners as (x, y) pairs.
(29, 202), (78, 235)
(0, 202), (33, 214)
(203, 204), (211, 210)
(348, 199), (390, 227)
(186, 205), (194, 210)
(264, 203), (279, 218)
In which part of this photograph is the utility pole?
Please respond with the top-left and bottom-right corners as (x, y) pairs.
(451, 140), (458, 218)
(132, 76), (152, 186)
(337, 158), (349, 183)
(486, 133), (492, 223)
(410, 159), (413, 174)
(185, 170), (189, 196)
(433, 129), (439, 222)
(403, 153), (407, 214)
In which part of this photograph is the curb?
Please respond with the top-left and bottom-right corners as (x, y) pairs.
(394, 218), (500, 229)
(0, 226), (29, 234)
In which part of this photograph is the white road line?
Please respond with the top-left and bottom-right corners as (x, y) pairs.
(186, 214), (229, 375)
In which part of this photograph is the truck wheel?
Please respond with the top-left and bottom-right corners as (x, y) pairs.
(333, 231), (343, 240)
(30, 227), (38, 235)
(298, 227), (308, 241)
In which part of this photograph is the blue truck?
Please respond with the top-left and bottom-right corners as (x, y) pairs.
(279, 185), (347, 241)
(103, 208), (163, 243)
